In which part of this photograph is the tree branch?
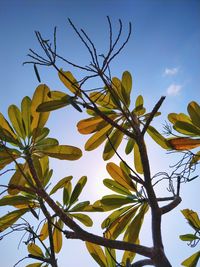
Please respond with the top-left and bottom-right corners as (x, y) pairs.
(161, 196), (182, 215)
(132, 259), (154, 266)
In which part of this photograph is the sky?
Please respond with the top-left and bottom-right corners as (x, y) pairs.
(0, 0), (200, 266)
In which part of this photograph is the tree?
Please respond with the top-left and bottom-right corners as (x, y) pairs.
(0, 18), (199, 267)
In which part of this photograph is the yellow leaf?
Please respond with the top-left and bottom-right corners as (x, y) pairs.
(27, 243), (44, 257)
(77, 116), (110, 134)
(0, 113), (17, 139)
(8, 105), (26, 139)
(40, 221), (49, 241)
(53, 220), (63, 253)
(21, 96), (32, 137)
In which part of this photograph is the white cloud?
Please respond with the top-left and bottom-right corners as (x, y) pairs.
(166, 84), (182, 96)
(164, 67), (179, 76)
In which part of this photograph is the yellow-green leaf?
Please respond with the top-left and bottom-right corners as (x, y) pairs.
(21, 96), (32, 137)
(8, 168), (27, 195)
(26, 263), (43, 267)
(53, 220), (63, 253)
(0, 195), (34, 207)
(38, 145), (82, 160)
(188, 101), (200, 129)
(85, 242), (107, 267)
(147, 125), (170, 149)
(85, 124), (113, 151)
(36, 97), (70, 112)
(40, 221), (49, 241)
(106, 162), (136, 191)
(70, 213), (93, 227)
(69, 176), (87, 206)
(58, 69), (81, 96)
(103, 128), (124, 160)
(31, 84), (50, 135)
(28, 243), (44, 257)
(134, 95), (146, 116)
(134, 143), (143, 174)
(50, 176), (72, 195)
(181, 251), (200, 267)
(8, 105), (26, 139)
(77, 116), (111, 134)
(181, 209), (200, 230)
(174, 121), (200, 136)
(0, 208), (29, 232)
(121, 71), (132, 106)
(103, 179), (131, 195)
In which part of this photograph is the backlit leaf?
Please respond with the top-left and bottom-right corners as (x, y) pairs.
(134, 143), (143, 174)
(38, 145), (82, 160)
(70, 201), (90, 212)
(85, 242), (107, 267)
(0, 195), (35, 208)
(36, 98), (70, 112)
(8, 168), (27, 195)
(77, 116), (112, 134)
(0, 208), (29, 232)
(8, 105), (26, 139)
(53, 220), (63, 253)
(180, 234), (199, 242)
(28, 243), (44, 257)
(101, 194), (136, 209)
(103, 128), (124, 160)
(69, 176), (87, 206)
(31, 84), (50, 136)
(106, 162), (136, 191)
(188, 101), (200, 128)
(21, 96), (32, 137)
(174, 121), (200, 136)
(134, 95), (145, 116)
(121, 71), (132, 106)
(85, 124), (113, 151)
(168, 138), (200, 150)
(70, 213), (93, 227)
(181, 251), (200, 267)
(0, 113), (17, 139)
(147, 125), (170, 149)
(50, 176), (72, 195)
(125, 138), (135, 154)
(181, 209), (200, 230)
(58, 69), (81, 96)
(40, 221), (49, 241)
(26, 263), (42, 267)
(103, 179), (131, 195)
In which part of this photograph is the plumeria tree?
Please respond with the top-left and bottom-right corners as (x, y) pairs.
(0, 18), (199, 267)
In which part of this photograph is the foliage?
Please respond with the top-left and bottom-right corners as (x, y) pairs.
(0, 19), (199, 267)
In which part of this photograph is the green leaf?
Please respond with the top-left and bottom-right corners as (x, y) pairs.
(134, 143), (143, 174)
(103, 128), (124, 160)
(50, 176), (72, 195)
(147, 125), (170, 149)
(48, 90), (67, 99)
(181, 251), (200, 267)
(0, 208), (29, 232)
(28, 243), (44, 257)
(181, 209), (200, 230)
(103, 179), (131, 195)
(8, 105), (26, 139)
(187, 101), (200, 129)
(105, 248), (116, 267)
(38, 145), (82, 160)
(70, 213), (93, 227)
(69, 176), (87, 206)
(85, 124), (113, 151)
(180, 234), (199, 242)
(34, 138), (59, 150)
(85, 242), (107, 267)
(0, 113), (18, 141)
(21, 96), (32, 137)
(0, 148), (21, 170)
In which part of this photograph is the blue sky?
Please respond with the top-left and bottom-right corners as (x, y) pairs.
(0, 1), (200, 266)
